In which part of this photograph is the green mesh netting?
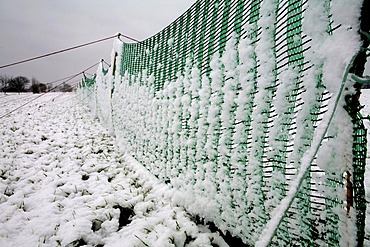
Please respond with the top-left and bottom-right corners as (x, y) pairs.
(80, 0), (368, 245)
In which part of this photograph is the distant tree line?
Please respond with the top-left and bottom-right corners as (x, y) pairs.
(0, 75), (73, 94)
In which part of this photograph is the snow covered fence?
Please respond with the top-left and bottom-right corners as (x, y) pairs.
(79, 0), (369, 245)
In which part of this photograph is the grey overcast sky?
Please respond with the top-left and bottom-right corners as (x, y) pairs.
(0, 0), (197, 86)
(0, 1), (369, 87)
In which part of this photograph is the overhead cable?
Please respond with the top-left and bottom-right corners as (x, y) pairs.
(0, 33), (136, 69)
(102, 59), (111, 67)
(118, 33), (141, 43)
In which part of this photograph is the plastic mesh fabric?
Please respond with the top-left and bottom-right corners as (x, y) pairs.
(80, 0), (367, 245)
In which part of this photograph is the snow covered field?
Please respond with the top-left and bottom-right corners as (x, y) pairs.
(1, 90), (370, 246)
(0, 93), (228, 247)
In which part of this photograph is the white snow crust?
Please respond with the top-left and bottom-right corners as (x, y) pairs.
(0, 93), (227, 247)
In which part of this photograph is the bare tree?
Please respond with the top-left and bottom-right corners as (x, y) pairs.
(30, 77), (47, 93)
(7, 76), (30, 93)
(31, 77), (40, 85)
(0, 75), (11, 93)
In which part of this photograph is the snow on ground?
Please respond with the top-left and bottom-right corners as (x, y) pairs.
(1, 90), (370, 246)
(0, 93), (227, 247)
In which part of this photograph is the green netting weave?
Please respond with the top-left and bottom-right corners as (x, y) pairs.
(79, 0), (368, 245)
